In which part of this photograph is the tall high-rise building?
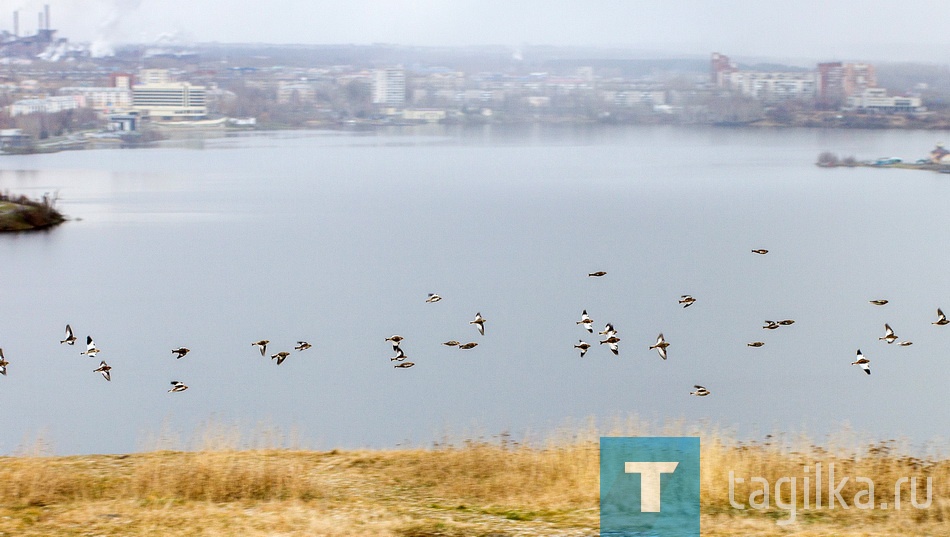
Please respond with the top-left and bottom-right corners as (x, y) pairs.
(373, 67), (406, 107)
(710, 52), (737, 87)
(818, 62), (876, 102)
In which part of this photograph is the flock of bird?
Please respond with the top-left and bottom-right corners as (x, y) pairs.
(7, 323), (318, 392)
(1, 248), (945, 396)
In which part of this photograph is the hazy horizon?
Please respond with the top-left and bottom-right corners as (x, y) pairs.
(5, 1), (950, 64)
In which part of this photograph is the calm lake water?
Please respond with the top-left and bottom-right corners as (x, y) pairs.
(1, 124), (948, 455)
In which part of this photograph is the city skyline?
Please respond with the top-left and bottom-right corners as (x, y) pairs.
(5, 0), (950, 64)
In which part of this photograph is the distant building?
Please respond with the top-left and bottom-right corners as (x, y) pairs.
(138, 69), (172, 85)
(818, 62), (876, 102)
(721, 71), (817, 101)
(402, 108), (446, 123)
(846, 88), (922, 112)
(372, 67), (406, 107)
(711, 52), (738, 86)
(58, 87), (132, 113)
(277, 81), (316, 104)
(132, 82), (207, 120)
(9, 95), (83, 116)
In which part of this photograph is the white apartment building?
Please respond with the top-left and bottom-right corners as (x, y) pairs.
(722, 71), (817, 101)
(847, 88), (922, 112)
(58, 87), (132, 113)
(132, 82), (207, 120)
(372, 67), (406, 107)
(9, 95), (84, 116)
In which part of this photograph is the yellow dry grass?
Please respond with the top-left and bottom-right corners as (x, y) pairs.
(0, 419), (946, 536)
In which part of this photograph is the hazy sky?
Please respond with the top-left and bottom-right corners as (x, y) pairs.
(8, 0), (950, 62)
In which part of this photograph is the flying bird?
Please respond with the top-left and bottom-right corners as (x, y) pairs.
(599, 323), (617, 336)
(252, 340), (269, 356)
(600, 335), (620, 355)
(898, 341), (913, 347)
(470, 312), (486, 336)
(0, 348), (7, 376)
(390, 346), (407, 361)
(168, 380), (188, 393)
(851, 349), (871, 375)
(60, 324), (77, 345)
(81, 336), (100, 357)
(751, 249), (769, 255)
(171, 347), (190, 359)
(649, 333), (670, 360)
(576, 310), (594, 333)
(678, 295), (696, 308)
(869, 299), (888, 306)
(762, 320), (780, 330)
(385, 335), (404, 350)
(93, 360), (111, 381)
(778, 319), (795, 326)
(394, 362), (415, 368)
(295, 341), (312, 351)
(933, 308), (949, 326)
(690, 385), (711, 396)
(588, 271), (607, 277)
(442, 340), (461, 347)
(271, 351), (290, 365)
(458, 342), (478, 349)
(574, 340), (591, 357)
(425, 293), (442, 303)
(879, 324), (898, 344)
(747, 341), (765, 347)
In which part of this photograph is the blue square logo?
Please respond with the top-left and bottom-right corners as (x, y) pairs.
(601, 437), (700, 537)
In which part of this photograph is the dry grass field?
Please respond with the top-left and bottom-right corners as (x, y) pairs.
(0, 420), (946, 536)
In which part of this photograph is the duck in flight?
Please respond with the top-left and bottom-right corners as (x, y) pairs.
(577, 310), (593, 333)
(933, 308), (949, 326)
(168, 380), (188, 392)
(574, 340), (591, 357)
(879, 324), (898, 344)
(690, 385), (711, 396)
(61, 324), (77, 345)
(81, 336), (100, 357)
(470, 312), (486, 336)
(252, 340), (269, 356)
(649, 333), (670, 360)
(851, 349), (871, 375)
(93, 361), (111, 381)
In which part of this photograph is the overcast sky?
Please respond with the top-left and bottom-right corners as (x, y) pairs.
(8, 0), (950, 63)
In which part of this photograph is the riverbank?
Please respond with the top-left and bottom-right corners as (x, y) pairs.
(0, 431), (945, 536)
(0, 192), (65, 231)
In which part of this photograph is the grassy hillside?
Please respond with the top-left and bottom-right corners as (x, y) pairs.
(0, 423), (946, 536)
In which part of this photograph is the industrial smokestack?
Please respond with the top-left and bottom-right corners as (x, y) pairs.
(44, 4), (49, 30)
(13, 11), (18, 37)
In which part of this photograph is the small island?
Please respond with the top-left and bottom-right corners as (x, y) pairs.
(0, 192), (65, 231)
(817, 143), (950, 173)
